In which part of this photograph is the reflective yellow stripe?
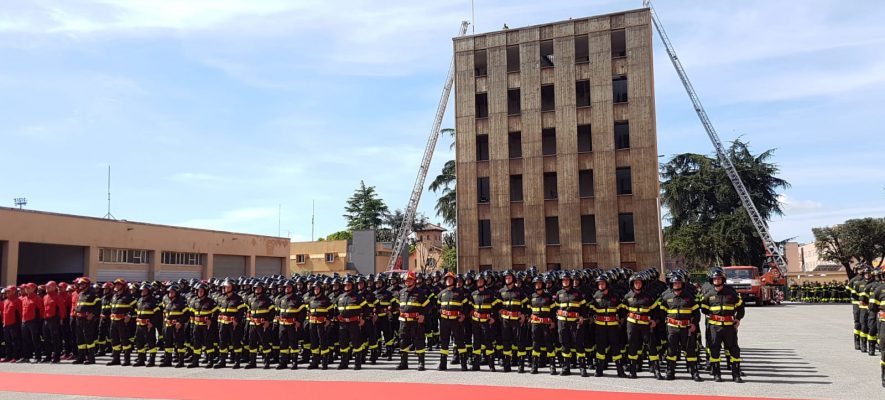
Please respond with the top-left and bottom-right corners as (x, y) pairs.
(627, 306), (651, 313)
(440, 301), (463, 306)
(77, 299), (100, 306)
(531, 307), (551, 312)
(476, 304), (494, 309)
(667, 309), (694, 314)
(709, 305), (736, 311)
(281, 305), (306, 313)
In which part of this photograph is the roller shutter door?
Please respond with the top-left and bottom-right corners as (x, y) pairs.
(213, 255), (246, 278)
(96, 268), (149, 283)
(155, 268), (202, 282)
(255, 257), (283, 277)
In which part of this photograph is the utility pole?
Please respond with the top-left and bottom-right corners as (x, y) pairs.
(104, 165), (115, 220)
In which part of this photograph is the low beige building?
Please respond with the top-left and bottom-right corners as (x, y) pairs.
(0, 207), (290, 285)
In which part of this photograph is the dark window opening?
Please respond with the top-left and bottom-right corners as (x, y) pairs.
(575, 34), (590, 63)
(507, 89), (521, 115)
(541, 85), (555, 112)
(475, 93), (488, 118)
(611, 30), (626, 58)
(618, 213), (635, 242)
(576, 80), (591, 107)
(479, 219), (492, 247)
(542, 128), (556, 156)
(476, 135), (489, 160)
(477, 177), (490, 203)
(613, 76), (628, 103)
(511, 218), (525, 246)
(544, 172), (557, 200)
(581, 215), (597, 244)
(506, 45), (520, 72)
(616, 167), (632, 195)
(540, 40), (554, 67)
(545, 216), (560, 245)
(579, 169), (594, 197)
(615, 121), (630, 149)
(510, 175), (523, 202)
(508, 132), (522, 158)
(479, 264), (492, 272)
(474, 49), (488, 76)
(577, 124), (592, 152)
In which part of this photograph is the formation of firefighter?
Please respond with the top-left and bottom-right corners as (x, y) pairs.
(846, 264), (885, 387)
(788, 281), (850, 303)
(0, 267), (748, 382)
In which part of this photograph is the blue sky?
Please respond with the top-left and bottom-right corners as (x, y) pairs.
(1, 0), (883, 244)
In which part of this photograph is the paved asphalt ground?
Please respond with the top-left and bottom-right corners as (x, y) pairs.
(0, 303), (880, 399)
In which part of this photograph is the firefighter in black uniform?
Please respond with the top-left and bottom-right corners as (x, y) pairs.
(396, 271), (430, 371)
(863, 269), (882, 357)
(701, 268), (746, 383)
(97, 282), (113, 356)
(306, 283), (334, 370)
(215, 279), (246, 369)
(866, 267), (885, 387)
(275, 279), (306, 370)
(590, 273), (627, 378)
(160, 284), (189, 368)
(437, 272), (468, 371)
(373, 276), (395, 361)
(623, 273), (663, 380)
(499, 270), (528, 373)
(132, 283), (161, 367)
(246, 281), (275, 369)
(554, 272), (586, 376)
(855, 267), (872, 352)
(529, 275), (557, 375)
(848, 268), (865, 350)
(470, 272), (501, 372)
(336, 277), (368, 370)
(660, 273), (703, 382)
(106, 278), (136, 367)
(357, 276), (378, 365)
(188, 282), (218, 369)
(72, 277), (100, 365)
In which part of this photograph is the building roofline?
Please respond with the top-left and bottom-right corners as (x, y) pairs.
(0, 206), (289, 240)
(454, 7), (649, 41)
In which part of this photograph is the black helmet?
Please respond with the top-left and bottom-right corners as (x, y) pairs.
(139, 282), (152, 292)
(252, 281), (265, 291)
(532, 276), (544, 285)
(167, 284), (180, 293)
(194, 282), (208, 291)
(709, 268), (726, 284)
(668, 274), (685, 287)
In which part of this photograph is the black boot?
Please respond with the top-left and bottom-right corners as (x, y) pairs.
(487, 355), (496, 372)
(133, 353), (146, 367)
(712, 363), (723, 382)
(503, 356), (512, 373)
(263, 354), (272, 370)
(307, 354), (319, 370)
(160, 353), (172, 367)
(652, 360), (664, 380)
(291, 353), (299, 370)
(322, 354), (330, 370)
(86, 349), (96, 365)
(396, 352), (408, 370)
(213, 355), (227, 369)
(51, 353), (61, 364)
(205, 353), (216, 369)
(732, 362), (744, 383)
(628, 361), (637, 379)
(471, 354), (480, 371)
(438, 354), (448, 371)
(665, 360), (676, 380)
(337, 353), (350, 370)
(106, 351), (121, 366)
(855, 334), (862, 350)
(548, 356), (558, 375)
(147, 353), (156, 367)
(244, 353), (257, 369)
(870, 342), (878, 356)
(385, 346), (393, 361)
(417, 353), (425, 371)
(690, 363), (704, 382)
(187, 353), (200, 368)
(594, 358), (604, 377)
(72, 350), (85, 365)
(460, 352), (468, 371)
(518, 356), (525, 374)
(276, 354), (289, 370)
(122, 350), (131, 366)
(561, 358), (572, 376)
(861, 338), (868, 353)
(580, 357), (589, 378)
(354, 352), (363, 370)
(175, 354), (185, 368)
(530, 356), (538, 374)
(881, 364), (885, 388)
(616, 359), (627, 378)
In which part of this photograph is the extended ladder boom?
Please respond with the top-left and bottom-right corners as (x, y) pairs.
(644, 1), (786, 268)
(386, 21), (470, 272)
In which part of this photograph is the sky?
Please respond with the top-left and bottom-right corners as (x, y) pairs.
(1, 0), (883, 244)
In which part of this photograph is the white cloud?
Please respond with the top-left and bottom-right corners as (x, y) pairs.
(178, 206), (278, 232)
(778, 194), (823, 214)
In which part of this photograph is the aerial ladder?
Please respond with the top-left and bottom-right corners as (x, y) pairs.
(386, 20), (470, 272)
(643, 0), (787, 269)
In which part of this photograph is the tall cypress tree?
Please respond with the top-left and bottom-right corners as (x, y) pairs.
(343, 180), (389, 231)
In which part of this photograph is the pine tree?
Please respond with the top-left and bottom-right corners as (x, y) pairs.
(343, 181), (389, 231)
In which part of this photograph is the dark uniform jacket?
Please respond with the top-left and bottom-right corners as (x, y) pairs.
(247, 294), (274, 325)
(437, 286), (468, 320)
(335, 291), (368, 322)
(499, 285), (528, 321)
(108, 291), (136, 322)
(529, 290), (556, 325)
(75, 288), (101, 319)
(554, 287), (586, 322)
(275, 293), (307, 326)
(162, 295), (189, 326)
(217, 293), (246, 326)
(699, 285), (745, 326)
(135, 295), (161, 328)
(189, 295), (218, 326)
(307, 292), (335, 324)
(660, 288), (700, 328)
(590, 289), (626, 326)
(397, 287), (430, 322)
(622, 288), (661, 326)
(470, 287), (501, 323)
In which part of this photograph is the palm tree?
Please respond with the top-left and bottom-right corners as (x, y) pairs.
(430, 128), (456, 227)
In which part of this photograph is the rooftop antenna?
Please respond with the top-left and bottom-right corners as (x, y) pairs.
(104, 165), (115, 220)
(471, 0), (476, 34)
(278, 203), (282, 237)
(13, 198), (27, 209)
(311, 200), (315, 241)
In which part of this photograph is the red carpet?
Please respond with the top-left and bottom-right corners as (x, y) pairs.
(0, 372), (783, 400)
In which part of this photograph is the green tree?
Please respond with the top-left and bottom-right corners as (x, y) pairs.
(377, 209), (429, 243)
(661, 140), (789, 269)
(429, 128), (456, 227)
(343, 180), (389, 231)
(813, 217), (885, 279)
(325, 230), (353, 241)
(439, 246), (457, 273)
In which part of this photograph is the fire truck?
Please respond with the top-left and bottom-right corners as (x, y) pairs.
(724, 265), (786, 306)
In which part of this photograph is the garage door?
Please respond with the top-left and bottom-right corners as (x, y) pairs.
(255, 257), (283, 277)
(213, 255), (246, 278)
(155, 269), (202, 282)
(96, 268), (149, 283)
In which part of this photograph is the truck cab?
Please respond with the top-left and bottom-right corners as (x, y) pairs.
(724, 265), (780, 306)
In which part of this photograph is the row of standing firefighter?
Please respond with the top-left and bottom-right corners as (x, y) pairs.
(847, 264), (885, 388)
(0, 267), (746, 382)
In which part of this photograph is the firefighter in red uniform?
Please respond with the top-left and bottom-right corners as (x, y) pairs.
(41, 281), (65, 363)
(20, 282), (45, 363)
(2, 286), (23, 362)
